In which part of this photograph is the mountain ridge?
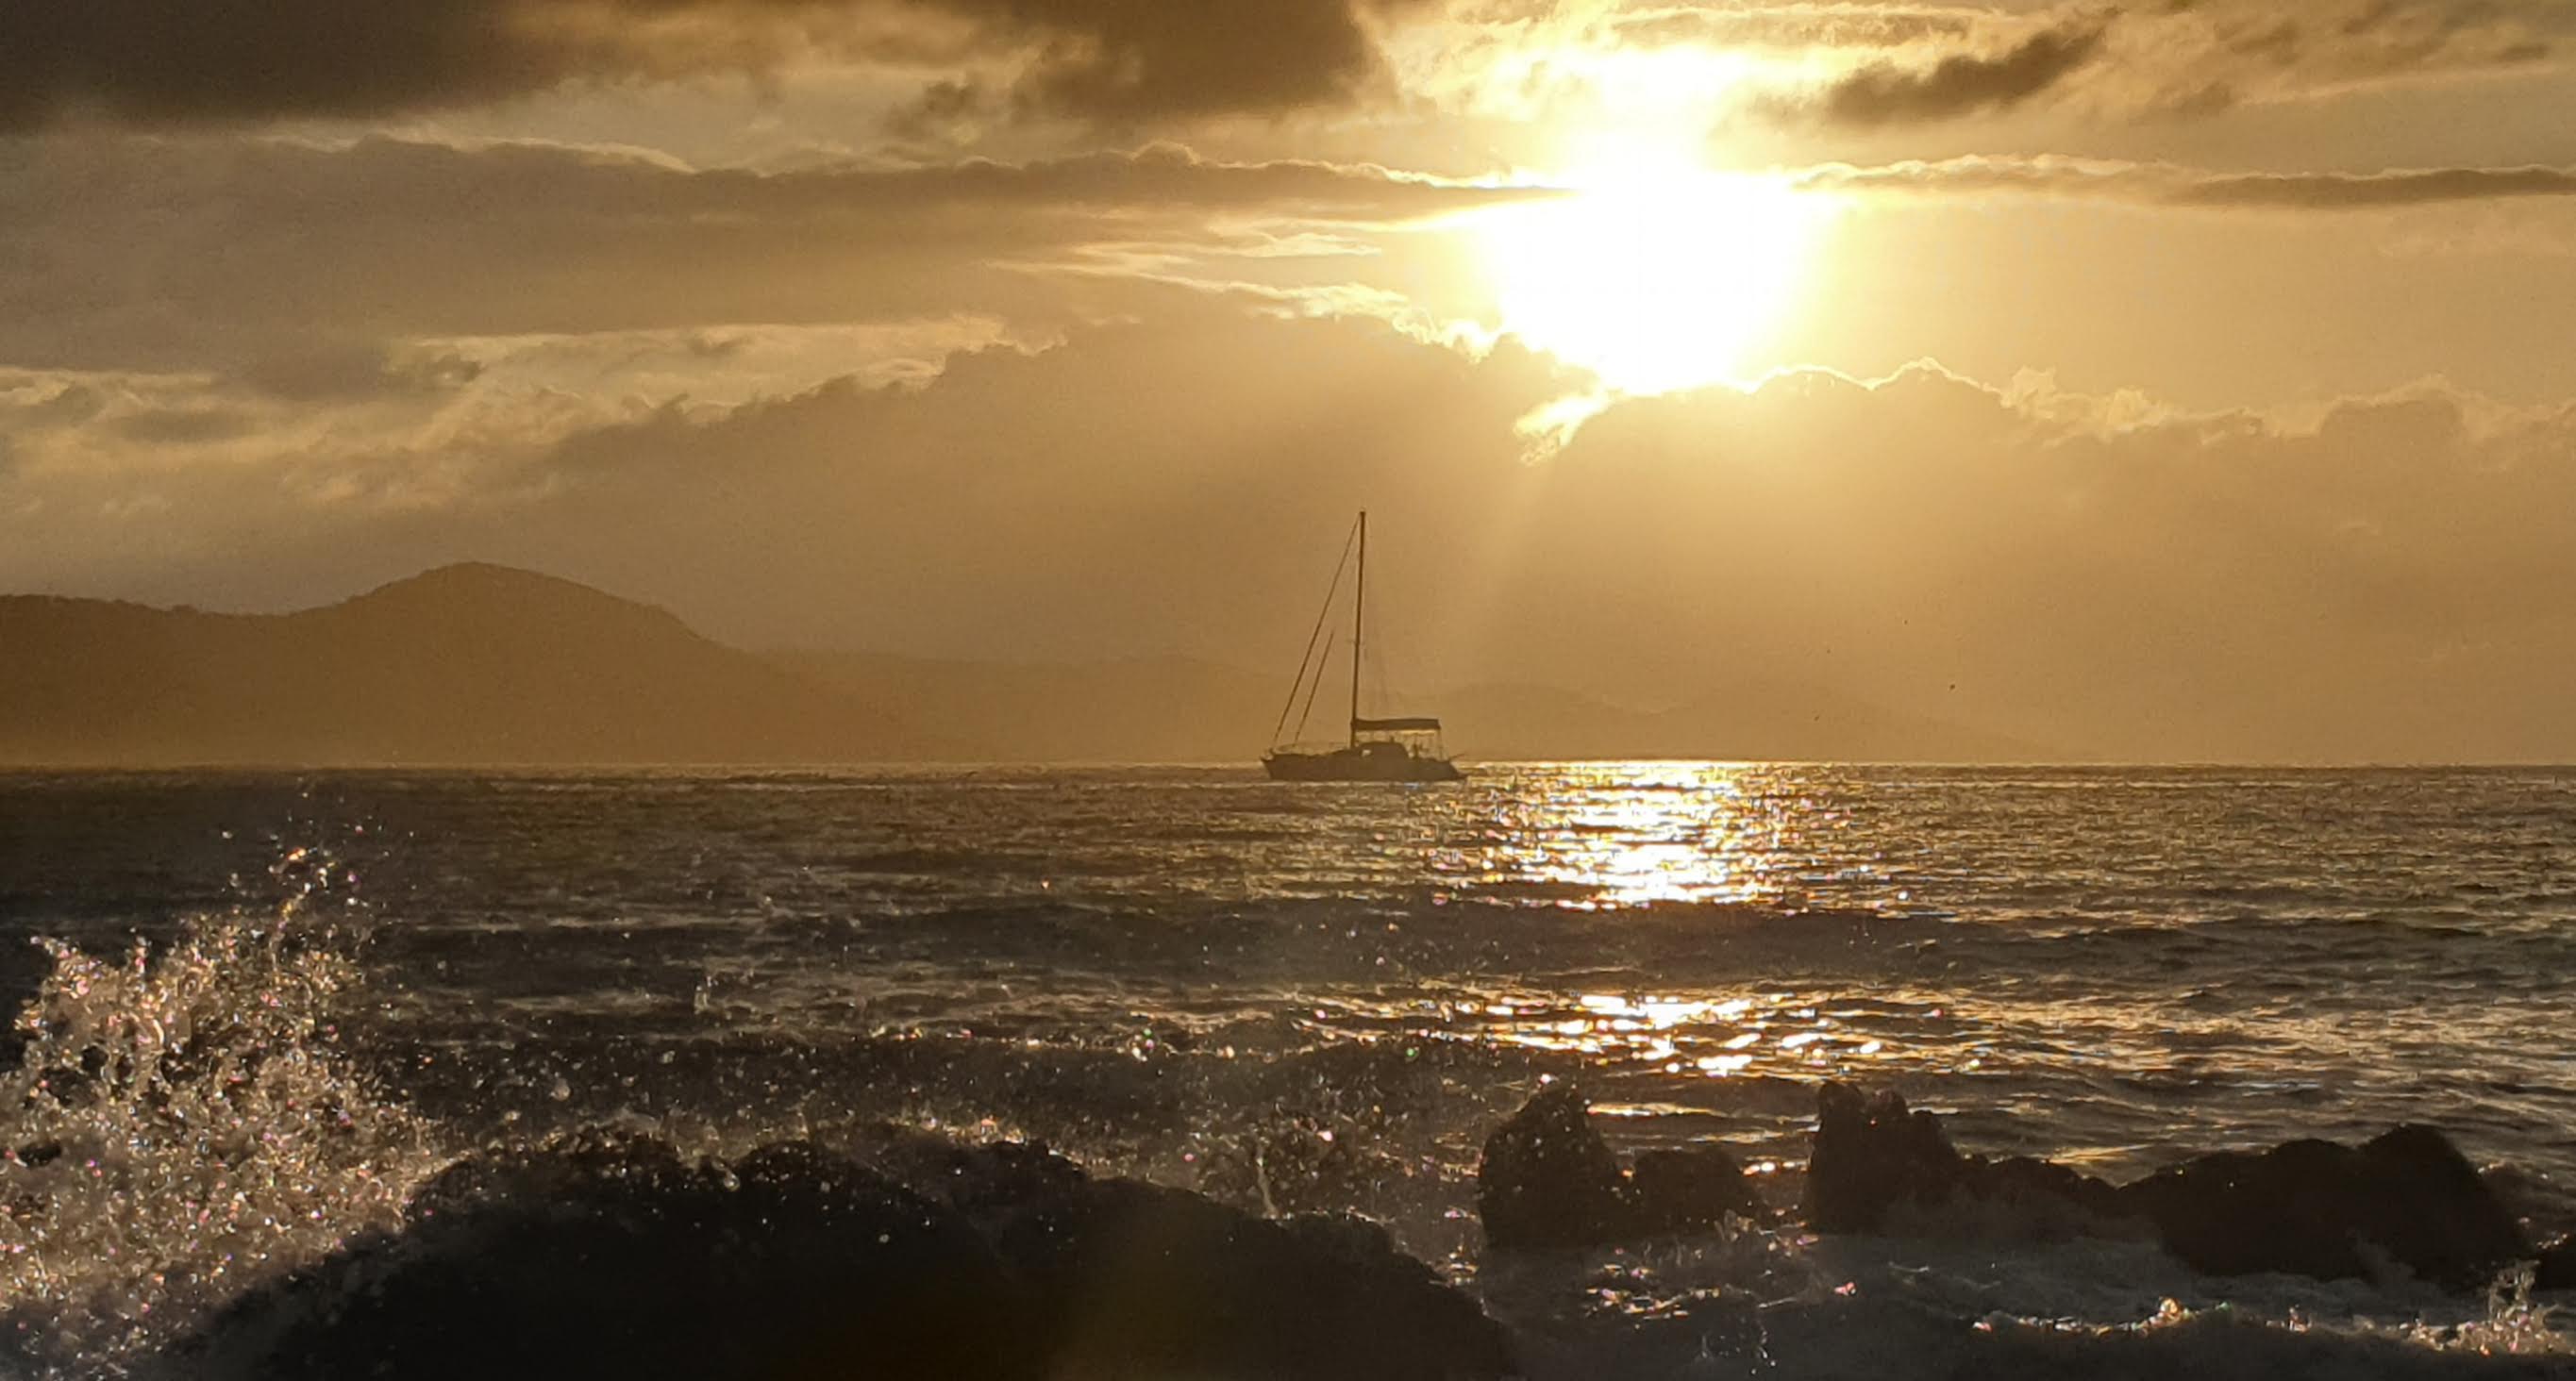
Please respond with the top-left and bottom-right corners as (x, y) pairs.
(3, 565), (2052, 766)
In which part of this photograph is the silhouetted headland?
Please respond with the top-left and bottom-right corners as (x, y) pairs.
(2, 564), (2046, 766)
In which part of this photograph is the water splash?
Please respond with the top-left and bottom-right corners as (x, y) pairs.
(0, 848), (429, 1373)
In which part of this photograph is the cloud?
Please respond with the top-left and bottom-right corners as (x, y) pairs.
(1611, 5), (1979, 52)
(11, 312), (2576, 761)
(0, 0), (1429, 133)
(1793, 155), (2576, 208)
(234, 341), (485, 401)
(1732, 0), (2565, 127)
(0, 134), (1535, 374)
(1796, 17), (2112, 125)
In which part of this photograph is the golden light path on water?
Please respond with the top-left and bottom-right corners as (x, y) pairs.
(1299, 761), (1934, 1098)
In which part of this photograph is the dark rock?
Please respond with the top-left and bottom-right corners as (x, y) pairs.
(995, 1178), (1513, 1381)
(1476, 1083), (1640, 1248)
(1798, 1082), (2125, 1239)
(179, 1134), (1514, 1381)
(1800, 1082), (1972, 1233)
(190, 1139), (1023, 1381)
(1632, 1145), (1762, 1233)
(2121, 1123), (2528, 1291)
(2537, 1235), (2576, 1292)
(1799, 1084), (2532, 1292)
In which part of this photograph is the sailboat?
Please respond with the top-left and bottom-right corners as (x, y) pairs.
(1262, 511), (1464, 783)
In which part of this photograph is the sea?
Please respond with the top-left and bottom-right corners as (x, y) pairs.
(4, 764), (2573, 1377)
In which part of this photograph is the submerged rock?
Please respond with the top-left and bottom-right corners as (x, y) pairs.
(177, 1133), (1514, 1381)
(1476, 1084), (1762, 1249)
(1801, 1083), (2534, 1292)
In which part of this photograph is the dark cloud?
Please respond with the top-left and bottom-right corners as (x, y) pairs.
(111, 405), (259, 444)
(0, 0), (1423, 134)
(235, 341), (485, 401)
(964, 0), (1429, 122)
(1738, 1), (2565, 127)
(0, 135), (1536, 373)
(2177, 164), (2576, 208)
(1794, 155), (2576, 208)
(2130, 0), (2562, 115)
(1800, 18), (2111, 125)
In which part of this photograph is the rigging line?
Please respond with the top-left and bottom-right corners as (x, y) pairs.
(1295, 631), (1335, 745)
(1268, 515), (1361, 749)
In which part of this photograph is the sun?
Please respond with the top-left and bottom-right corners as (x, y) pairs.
(1475, 149), (1835, 396)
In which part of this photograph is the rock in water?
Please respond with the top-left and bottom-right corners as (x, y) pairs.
(1476, 1083), (1641, 1249)
(178, 1135), (1514, 1381)
(2538, 1236), (2576, 1292)
(1797, 1083), (2117, 1237)
(188, 1138), (1027, 1381)
(1800, 1084), (2532, 1292)
(2123, 1123), (2530, 1291)
(1475, 1085), (1765, 1248)
(1632, 1146), (1762, 1234)
(995, 1178), (1512, 1381)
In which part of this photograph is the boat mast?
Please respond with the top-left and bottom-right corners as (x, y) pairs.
(1348, 509), (1366, 747)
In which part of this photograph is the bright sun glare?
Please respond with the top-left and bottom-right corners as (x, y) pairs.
(1477, 149), (1834, 396)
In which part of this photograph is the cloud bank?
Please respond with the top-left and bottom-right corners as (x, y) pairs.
(8, 313), (2576, 762)
(1795, 155), (2576, 208)
(0, 0), (1425, 132)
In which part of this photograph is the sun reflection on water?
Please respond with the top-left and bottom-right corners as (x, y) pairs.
(1300, 987), (1932, 1088)
(1370, 764), (1943, 1086)
(1436, 762), (1847, 911)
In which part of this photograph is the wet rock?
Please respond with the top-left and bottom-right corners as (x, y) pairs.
(1798, 1083), (2128, 1240)
(180, 1134), (1514, 1381)
(1476, 1085), (1764, 1249)
(2537, 1235), (2576, 1292)
(2121, 1123), (2528, 1290)
(1800, 1084), (2533, 1292)
(1632, 1146), (1762, 1234)
(1476, 1083), (1641, 1248)
(190, 1139), (1021, 1381)
(995, 1178), (1513, 1381)
(1800, 1082), (1969, 1233)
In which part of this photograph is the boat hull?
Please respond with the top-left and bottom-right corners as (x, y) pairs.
(1263, 746), (1464, 783)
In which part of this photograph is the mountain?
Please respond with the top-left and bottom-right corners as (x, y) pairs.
(0, 564), (924, 765)
(1, 564), (2053, 766)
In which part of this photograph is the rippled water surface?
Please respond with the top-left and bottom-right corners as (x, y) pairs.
(6, 764), (2574, 1375)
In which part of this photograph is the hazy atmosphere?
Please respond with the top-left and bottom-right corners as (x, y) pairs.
(11, 9), (2576, 1379)
(9, 0), (2576, 760)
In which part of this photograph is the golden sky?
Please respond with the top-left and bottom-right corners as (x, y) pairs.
(5, 1), (2575, 757)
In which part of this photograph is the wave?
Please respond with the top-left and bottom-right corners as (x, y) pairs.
(6, 849), (2574, 1379)
(0, 852), (432, 1374)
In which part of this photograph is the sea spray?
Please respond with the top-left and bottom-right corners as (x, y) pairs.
(0, 849), (428, 1373)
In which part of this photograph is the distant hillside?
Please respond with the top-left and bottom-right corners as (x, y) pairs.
(1, 565), (2054, 766)
(0, 564), (923, 765)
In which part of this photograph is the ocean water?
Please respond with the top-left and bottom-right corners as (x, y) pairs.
(4, 764), (2573, 1376)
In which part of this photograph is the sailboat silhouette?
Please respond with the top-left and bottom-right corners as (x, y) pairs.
(1262, 511), (1464, 783)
